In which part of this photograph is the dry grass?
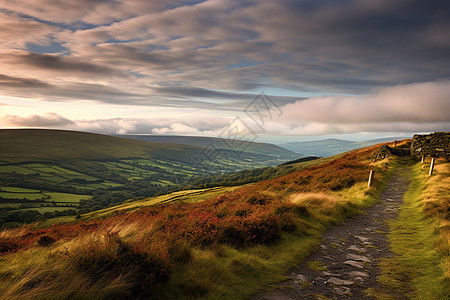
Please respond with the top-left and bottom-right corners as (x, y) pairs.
(420, 159), (450, 279)
(0, 143), (393, 299)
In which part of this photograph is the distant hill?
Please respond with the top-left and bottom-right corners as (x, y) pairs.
(0, 129), (200, 163)
(115, 134), (299, 158)
(281, 137), (408, 157)
(0, 129), (301, 226)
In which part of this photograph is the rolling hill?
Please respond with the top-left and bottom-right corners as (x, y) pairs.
(115, 134), (299, 158)
(281, 137), (408, 157)
(0, 129), (301, 227)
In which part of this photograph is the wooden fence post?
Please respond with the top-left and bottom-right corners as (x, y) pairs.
(368, 170), (374, 188)
(429, 158), (435, 176)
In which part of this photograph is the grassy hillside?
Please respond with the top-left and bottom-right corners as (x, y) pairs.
(282, 137), (407, 157)
(0, 129), (303, 228)
(116, 134), (300, 158)
(0, 142), (398, 299)
(0, 129), (195, 163)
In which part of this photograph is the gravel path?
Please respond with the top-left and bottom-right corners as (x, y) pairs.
(250, 163), (411, 300)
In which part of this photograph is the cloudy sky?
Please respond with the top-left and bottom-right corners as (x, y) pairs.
(1, 0), (449, 143)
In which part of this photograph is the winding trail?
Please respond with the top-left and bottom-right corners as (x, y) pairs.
(250, 160), (411, 300)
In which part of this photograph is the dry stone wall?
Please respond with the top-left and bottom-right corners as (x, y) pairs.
(410, 132), (450, 159)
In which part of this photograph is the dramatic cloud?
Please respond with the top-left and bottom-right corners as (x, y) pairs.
(278, 81), (450, 124)
(0, 11), (56, 49)
(1, 0), (449, 138)
(267, 81), (450, 135)
(3, 81), (448, 137)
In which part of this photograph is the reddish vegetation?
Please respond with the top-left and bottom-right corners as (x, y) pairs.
(261, 147), (380, 193)
(0, 145), (383, 294)
(0, 147), (381, 255)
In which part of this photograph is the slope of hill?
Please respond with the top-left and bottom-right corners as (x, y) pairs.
(0, 141), (408, 299)
(115, 134), (300, 158)
(282, 137), (407, 157)
(0, 129), (301, 227)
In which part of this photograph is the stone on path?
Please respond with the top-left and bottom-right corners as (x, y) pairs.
(344, 260), (364, 269)
(327, 277), (354, 286)
(322, 271), (341, 276)
(333, 286), (351, 296)
(346, 253), (372, 262)
(347, 271), (369, 278)
(348, 245), (367, 253)
(294, 274), (308, 282)
(354, 235), (369, 242)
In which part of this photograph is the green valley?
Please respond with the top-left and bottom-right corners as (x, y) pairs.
(0, 129), (299, 228)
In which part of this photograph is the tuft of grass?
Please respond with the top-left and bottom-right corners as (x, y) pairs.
(307, 260), (328, 271)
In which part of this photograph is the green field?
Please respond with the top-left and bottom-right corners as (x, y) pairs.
(0, 192), (45, 200)
(45, 192), (90, 203)
(0, 187), (89, 202)
(0, 187), (41, 193)
(0, 129), (300, 227)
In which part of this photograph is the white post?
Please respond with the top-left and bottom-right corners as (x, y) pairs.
(429, 158), (435, 176)
(368, 170), (374, 188)
(421, 155), (425, 163)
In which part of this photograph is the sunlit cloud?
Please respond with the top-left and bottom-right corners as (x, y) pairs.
(0, 0), (449, 139)
(3, 112), (74, 127)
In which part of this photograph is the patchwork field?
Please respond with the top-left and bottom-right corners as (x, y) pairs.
(0, 129), (300, 228)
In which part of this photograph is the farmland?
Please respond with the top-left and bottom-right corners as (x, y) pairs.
(0, 129), (299, 227)
(0, 141), (395, 299)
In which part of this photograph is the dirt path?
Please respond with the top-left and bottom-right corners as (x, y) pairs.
(250, 161), (411, 300)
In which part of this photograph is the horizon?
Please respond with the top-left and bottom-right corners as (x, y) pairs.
(0, 127), (414, 145)
(1, 0), (449, 142)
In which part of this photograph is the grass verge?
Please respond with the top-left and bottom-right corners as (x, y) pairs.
(375, 158), (450, 300)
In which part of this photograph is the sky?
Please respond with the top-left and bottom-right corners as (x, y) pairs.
(1, 0), (449, 144)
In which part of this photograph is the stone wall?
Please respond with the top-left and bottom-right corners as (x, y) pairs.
(410, 132), (450, 159)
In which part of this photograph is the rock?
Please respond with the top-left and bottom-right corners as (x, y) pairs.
(320, 244), (328, 250)
(348, 245), (366, 253)
(322, 271), (341, 276)
(347, 271), (369, 278)
(346, 253), (372, 262)
(327, 277), (354, 286)
(333, 286), (351, 296)
(354, 276), (365, 283)
(355, 235), (369, 242)
(294, 274), (309, 283)
(344, 260), (364, 269)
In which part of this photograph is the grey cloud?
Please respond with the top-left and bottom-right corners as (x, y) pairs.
(0, 73), (51, 89)
(2, 52), (126, 77)
(0, 73), (299, 110)
(276, 81), (450, 125)
(0, 11), (56, 49)
(0, 0), (449, 116)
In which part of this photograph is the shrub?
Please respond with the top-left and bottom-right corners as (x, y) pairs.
(37, 235), (55, 247)
(70, 232), (170, 297)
